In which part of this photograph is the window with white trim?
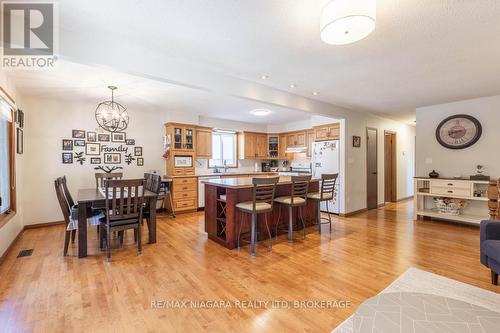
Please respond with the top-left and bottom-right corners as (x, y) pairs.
(208, 130), (237, 168)
(0, 101), (13, 215)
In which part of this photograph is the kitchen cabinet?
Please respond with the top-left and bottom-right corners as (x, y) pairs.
(196, 126), (212, 158)
(166, 123), (196, 152)
(239, 131), (268, 160)
(285, 131), (307, 148)
(172, 177), (198, 212)
(279, 134), (287, 159)
(314, 123), (340, 141)
(306, 130), (315, 157)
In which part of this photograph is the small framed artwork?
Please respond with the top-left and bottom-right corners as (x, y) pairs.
(74, 139), (85, 147)
(111, 132), (126, 142)
(125, 139), (135, 145)
(17, 110), (24, 128)
(85, 143), (101, 155)
(62, 139), (73, 151)
(62, 152), (73, 164)
(72, 130), (85, 139)
(90, 157), (101, 164)
(353, 136), (361, 148)
(98, 134), (110, 142)
(104, 153), (121, 164)
(87, 132), (97, 142)
(16, 128), (23, 154)
(134, 146), (143, 156)
(137, 158), (144, 166)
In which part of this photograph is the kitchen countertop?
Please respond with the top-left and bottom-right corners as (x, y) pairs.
(167, 171), (279, 178)
(202, 176), (319, 189)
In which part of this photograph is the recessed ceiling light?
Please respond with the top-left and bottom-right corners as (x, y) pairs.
(250, 109), (271, 116)
(289, 84), (297, 88)
(312, 91), (320, 96)
(261, 75), (269, 79)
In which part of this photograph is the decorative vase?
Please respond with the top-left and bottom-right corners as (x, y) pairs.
(429, 170), (439, 178)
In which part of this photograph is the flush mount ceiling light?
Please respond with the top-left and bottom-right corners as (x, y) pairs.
(320, 0), (376, 45)
(95, 86), (129, 133)
(250, 109), (271, 116)
(288, 84), (297, 88)
(312, 91), (320, 96)
(260, 75), (269, 79)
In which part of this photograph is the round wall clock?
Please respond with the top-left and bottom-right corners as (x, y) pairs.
(435, 114), (482, 149)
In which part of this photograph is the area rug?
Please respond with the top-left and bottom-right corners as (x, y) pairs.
(332, 268), (500, 333)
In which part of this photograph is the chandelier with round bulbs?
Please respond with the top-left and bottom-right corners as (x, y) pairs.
(320, 0), (376, 45)
(95, 86), (129, 133)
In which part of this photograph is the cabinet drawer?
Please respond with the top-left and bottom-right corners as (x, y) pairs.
(174, 198), (197, 210)
(431, 187), (472, 197)
(173, 177), (197, 186)
(173, 190), (197, 200)
(175, 183), (197, 192)
(431, 180), (471, 190)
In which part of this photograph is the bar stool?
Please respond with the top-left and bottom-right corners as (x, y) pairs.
(236, 177), (279, 256)
(307, 173), (338, 234)
(274, 175), (312, 242)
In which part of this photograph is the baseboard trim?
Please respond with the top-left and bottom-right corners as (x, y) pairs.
(378, 203), (386, 208)
(23, 220), (64, 229)
(0, 228), (23, 265)
(340, 208), (368, 217)
(397, 195), (414, 202)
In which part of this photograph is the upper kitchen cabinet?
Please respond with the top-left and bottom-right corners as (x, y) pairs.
(314, 123), (340, 141)
(286, 131), (307, 148)
(278, 134), (287, 159)
(166, 123), (196, 152)
(196, 126), (212, 158)
(306, 130), (315, 157)
(239, 131), (268, 160)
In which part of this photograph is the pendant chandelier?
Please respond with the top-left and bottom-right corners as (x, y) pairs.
(95, 86), (129, 133)
(320, 0), (376, 45)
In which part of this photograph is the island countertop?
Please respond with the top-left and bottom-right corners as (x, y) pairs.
(202, 176), (319, 189)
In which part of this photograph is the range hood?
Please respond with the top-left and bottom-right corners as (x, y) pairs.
(285, 146), (307, 153)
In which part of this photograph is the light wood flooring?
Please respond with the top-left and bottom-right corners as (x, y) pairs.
(0, 200), (497, 332)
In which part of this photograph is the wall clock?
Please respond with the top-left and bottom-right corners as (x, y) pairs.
(435, 114), (482, 149)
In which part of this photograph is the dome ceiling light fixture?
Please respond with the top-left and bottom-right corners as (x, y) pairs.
(250, 109), (271, 116)
(95, 86), (129, 133)
(320, 0), (376, 45)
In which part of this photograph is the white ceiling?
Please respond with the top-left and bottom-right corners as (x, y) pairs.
(7, 0), (500, 124)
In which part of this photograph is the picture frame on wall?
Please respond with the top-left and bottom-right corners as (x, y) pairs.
(62, 152), (73, 164)
(125, 139), (135, 145)
(137, 158), (144, 166)
(134, 146), (142, 156)
(16, 128), (23, 154)
(62, 139), (73, 151)
(353, 136), (361, 148)
(90, 157), (101, 164)
(98, 134), (110, 142)
(16, 109), (24, 128)
(87, 132), (97, 142)
(111, 132), (126, 142)
(85, 143), (101, 155)
(74, 139), (85, 147)
(104, 153), (121, 164)
(72, 129), (85, 139)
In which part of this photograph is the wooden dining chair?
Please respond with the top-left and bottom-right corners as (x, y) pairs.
(54, 177), (74, 256)
(95, 172), (123, 188)
(100, 178), (145, 261)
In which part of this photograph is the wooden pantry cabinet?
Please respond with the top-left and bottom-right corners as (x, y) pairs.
(314, 123), (340, 141)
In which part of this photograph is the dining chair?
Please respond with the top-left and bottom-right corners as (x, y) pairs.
(274, 175), (312, 242)
(306, 173), (338, 234)
(54, 177), (75, 256)
(95, 172), (123, 188)
(100, 178), (145, 262)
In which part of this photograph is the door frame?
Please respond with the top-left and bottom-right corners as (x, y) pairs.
(384, 131), (397, 202)
(366, 127), (378, 209)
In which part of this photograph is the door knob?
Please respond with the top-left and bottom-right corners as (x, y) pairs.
(372, 172), (377, 175)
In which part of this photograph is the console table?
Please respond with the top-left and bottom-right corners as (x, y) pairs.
(414, 177), (490, 225)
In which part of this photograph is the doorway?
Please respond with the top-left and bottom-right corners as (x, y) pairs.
(366, 127), (378, 210)
(384, 131), (397, 203)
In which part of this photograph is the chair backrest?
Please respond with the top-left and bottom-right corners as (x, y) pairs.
(291, 175), (312, 205)
(320, 173), (338, 200)
(251, 177), (279, 213)
(95, 172), (123, 188)
(54, 177), (71, 226)
(60, 176), (75, 207)
(144, 173), (162, 194)
(104, 178), (145, 223)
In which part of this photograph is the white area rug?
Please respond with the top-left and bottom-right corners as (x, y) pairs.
(332, 268), (500, 333)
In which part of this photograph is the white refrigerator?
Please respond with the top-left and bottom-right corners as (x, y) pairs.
(312, 140), (340, 214)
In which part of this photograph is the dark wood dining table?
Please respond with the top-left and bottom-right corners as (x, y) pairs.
(76, 188), (158, 258)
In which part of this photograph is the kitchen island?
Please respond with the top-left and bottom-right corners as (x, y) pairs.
(203, 176), (319, 249)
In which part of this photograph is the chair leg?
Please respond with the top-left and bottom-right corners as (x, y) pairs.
(64, 230), (71, 256)
(134, 229), (138, 243)
(71, 229), (76, 243)
(99, 227), (104, 250)
(250, 213), (257, 256)
(288, 206), (293, 243)
(137, 224), (142, 255)
(492, 270), (499, 285)
(275, 205), (282, 240)
(317, 201), (321, 234)
(106, 226), (111, 262)
(326, 200), (332, 233)
(118, 231), (124, 247)
(299, 207), (306, 240)
(264, 213), (272, 251)
(237, 215), (243, 249)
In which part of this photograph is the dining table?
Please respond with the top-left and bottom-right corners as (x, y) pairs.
(76, 188), (158, 258)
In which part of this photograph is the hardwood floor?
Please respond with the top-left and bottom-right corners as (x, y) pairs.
(0, 200), (497, 332)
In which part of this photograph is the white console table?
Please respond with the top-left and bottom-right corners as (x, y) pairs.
(414, 177), (490, 225)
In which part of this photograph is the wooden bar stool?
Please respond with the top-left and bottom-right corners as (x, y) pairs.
(274, 175), (311, 242)
(307, 173), (338, 234)
(236, 177), (279, 256)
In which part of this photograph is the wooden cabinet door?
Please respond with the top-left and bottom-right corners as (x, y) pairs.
(296, 131), (306, 146)
(314, 126), (329, 141)
(196, 128), (212, 158)
(184, 126), (195, 151)
(244, 133), (256, 159)
(279, 135), (287, 159)
(306, 130), (315, 157)
(286, 133), (297, 147)
(327, 124), (340, 139)
(255, 134), (267, 159)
